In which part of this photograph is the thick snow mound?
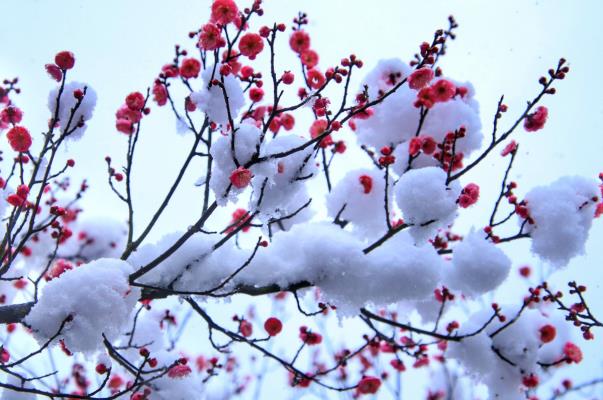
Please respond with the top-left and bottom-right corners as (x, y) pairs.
(26, 258), (138, 353)
(446, 231), (511, 296)
(525, 176), (599, 267)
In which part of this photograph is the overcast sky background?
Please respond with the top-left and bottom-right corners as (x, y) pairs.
(1, 0), (603, 398)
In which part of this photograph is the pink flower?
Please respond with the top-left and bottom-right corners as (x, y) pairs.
(45, 64), (62, 82)
(240, 320), (253, 337)
(162, 64), (179, 78)
(153, 83), (168, 106)
(7, 194), (26, 207)
(358, 175), (373, 194)
(199, 23), (225, 51)
(422, 136), (437, 154)
(230, 167), (252, 189)
(95, 363), (108, 375)
(306, 69), (325, 89)
(281, 71), (294, 85)
(211, 0), (238, 25)
(500, 140), (517, 156)
(563, 342), (583, 363)
(463, 183), (480, 202)
(249, 87), (264, 102)
(281, 113), (295, 130)
(226, 208), (251, 233)
(116, 119), (134, 135)
(457, 195), (473, 208)
(357, 376), (381, 395)
(310, 119), (332, 147)
(539, 324), (556, 343)
(289, 30), (311, 54)
(300, 49), (319, 69)
(125, 92), (145, 111)
(7, 126), (32, 152)
(432, 79), (456, 102)
(522, 374), (539, 388)
(54, 51), (75, 70)
(45, 259), (74, 281)
(458, 183), (479, 208)
(238, 33), (264, 60)
(0, 347), (9, 364)
(116, 105), (142, 124)
(390, 359), (406, 372)
(299, 326), (322, 345)
(409, 137), (422, 156)
(264, 317), (283, 336)
(167, 364), (192, 379)
(180, 58), (201, 79)
(335, 141), (346, 153)
(415, 86), (435, 108)
(408, 68), (434, 90)
(108, 375), (124, 389)
(519, 265), (531, 277)
(524, 106), (548, 132)
(0, 106), (23, 125)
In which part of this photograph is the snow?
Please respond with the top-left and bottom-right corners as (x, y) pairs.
(128, 231), (218, 288)
(395, 166), (461, 242)
(326, 168), (391, 237)
(362, 58), (412, 101)
(250, 134), (317, 223)
(355, 86), (419, 150)
(191, 65), (245, 126)
(447, 331), (497, 380)
(524, 176), (599, 267)
(445, 231), (511, 296)
(355, 59), (483, 165)
(131, 222), (444, 316)
(208, 123), (263, 205)
(320, 230), (443, 315)
(47, 81), (97, 140)
(149, 374), (202, 400)
(25, 258), (139, 353)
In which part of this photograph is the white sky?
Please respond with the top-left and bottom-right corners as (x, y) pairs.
(1, 0), (603, 398)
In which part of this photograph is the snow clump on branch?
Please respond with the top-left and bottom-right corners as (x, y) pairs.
(524, 176), (599, 267)
(25, 258), (138, 353)
(190, 64), (245, 126)
(47, 81), (97, 141)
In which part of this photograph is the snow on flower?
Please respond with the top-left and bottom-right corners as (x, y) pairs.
(355, 59), (482, 168)
(25, 258), (139, 353)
